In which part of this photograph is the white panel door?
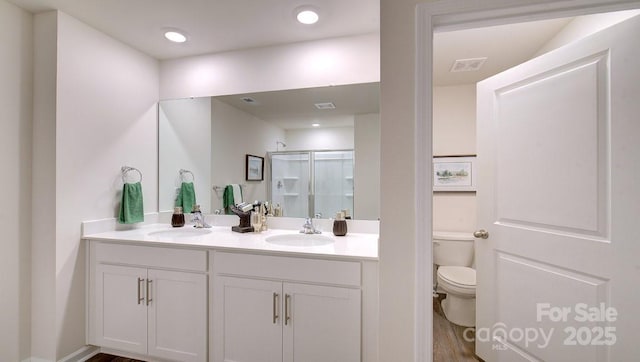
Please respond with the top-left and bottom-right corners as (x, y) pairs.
(283, 283), (361, 362)
(213, 276), (283, 362)
(476, 15), (640, 361)
(147, 269), (207, 362)
(95, 264), (147, 355)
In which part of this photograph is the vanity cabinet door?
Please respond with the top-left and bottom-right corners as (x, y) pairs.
(214, 276), (283, 362)
(147, 269), (207, 362)
(95, 264), (148, 355)
(282, 283), (361, 362)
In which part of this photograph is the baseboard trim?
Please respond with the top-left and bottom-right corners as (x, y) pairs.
(59, 346), (100, 362)
(19, 345), (100, 362)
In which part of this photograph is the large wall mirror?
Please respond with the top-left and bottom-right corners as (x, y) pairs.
(159, 82), (380, 220)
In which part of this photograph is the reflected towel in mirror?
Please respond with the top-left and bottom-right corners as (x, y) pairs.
(223, 184), (243, 214)
(176, 182), (196, 213)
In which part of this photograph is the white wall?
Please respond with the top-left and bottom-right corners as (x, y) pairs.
(32, 11), (58, 361)
(433, 85), (477, 233)
(159, 98), (211, 213)
(160, 33), (380, 99)
(32, 11), (160, 359)
(379, 0), (420, 359)
(211, 99), (285, 211)
(0, 1), (32, 361)
(354, 113), (380, 220)
(433, 85), (476, 156)
(285, 126), (354, 150)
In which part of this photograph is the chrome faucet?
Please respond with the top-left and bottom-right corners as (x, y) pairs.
(300, 217), (321, 234)
(191, 205), (211, 228)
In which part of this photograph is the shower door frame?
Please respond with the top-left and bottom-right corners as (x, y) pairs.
(268, 149), (354, 218)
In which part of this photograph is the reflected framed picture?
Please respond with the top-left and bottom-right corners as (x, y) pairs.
(433, 155), (477, 192)
(246, 154), (264, 181)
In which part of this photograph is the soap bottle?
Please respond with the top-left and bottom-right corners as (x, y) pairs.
(333, 211), (347, 236)
(171, 207), (185, 227)
(260, 203), (268, 231)
(251, 207), (262, 232)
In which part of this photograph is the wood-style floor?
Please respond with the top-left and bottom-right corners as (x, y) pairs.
(87, 354), (145, 362)
(433, 293), (482, 362)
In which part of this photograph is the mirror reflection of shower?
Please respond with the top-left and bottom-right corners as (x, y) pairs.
(276, 141), (287, 151)
(270, 150), (354, 218)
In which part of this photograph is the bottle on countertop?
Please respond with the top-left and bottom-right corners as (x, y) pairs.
(251, 207), (262, 232)
(333, 211), (348, 237)
(171, 207), (185, 227)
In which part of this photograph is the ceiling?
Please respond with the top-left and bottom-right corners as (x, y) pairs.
(8, 0), (379, 60)
(9, 0), (584, 128)
(215, 83), (380, 130)
(433, 17), (572, 86)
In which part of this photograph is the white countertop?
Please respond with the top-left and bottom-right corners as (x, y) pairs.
(82, 223), (379, 261)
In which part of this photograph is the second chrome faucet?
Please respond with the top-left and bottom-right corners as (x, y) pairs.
(300, 217), (321, 234)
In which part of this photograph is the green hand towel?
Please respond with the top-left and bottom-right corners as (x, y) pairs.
(118, 182), (144, 224)
(176, 182), (197, 213)
(223, 185), (235, 214)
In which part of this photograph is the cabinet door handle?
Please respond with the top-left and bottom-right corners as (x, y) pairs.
(284, 294), (291, 326)
(273, 293), (279, 324)
(137, 278), (144, 305)
(146, 279), (153, 306)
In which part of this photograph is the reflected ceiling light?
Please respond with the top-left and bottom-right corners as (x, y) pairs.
(312, 123), (320, 127)
(164, 29), (187, 43)
(296, 9), (319, 24)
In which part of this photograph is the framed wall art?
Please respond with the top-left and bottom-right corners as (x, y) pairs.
(433, 155), (477, 192)
(246, 154), (264, 181)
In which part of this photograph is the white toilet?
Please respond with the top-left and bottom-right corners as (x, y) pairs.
(433, 231), (476, 327)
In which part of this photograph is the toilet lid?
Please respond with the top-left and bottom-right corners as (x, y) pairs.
(438, 266), (476, 287)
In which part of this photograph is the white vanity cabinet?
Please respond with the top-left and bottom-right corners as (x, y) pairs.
(88, 241), (208, 362)
(212, 252), (362, 362)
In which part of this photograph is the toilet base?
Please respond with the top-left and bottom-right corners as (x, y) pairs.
(441, 294), (476, 327)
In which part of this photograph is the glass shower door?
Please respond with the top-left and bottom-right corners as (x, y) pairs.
(270, 152), (310, 218)
(313, 151), (354, 219)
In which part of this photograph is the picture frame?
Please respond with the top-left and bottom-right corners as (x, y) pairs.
(433, 155), (477, 192)
(246, 154), (264, 181)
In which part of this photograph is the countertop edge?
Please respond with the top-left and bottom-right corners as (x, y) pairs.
(82, 225), (379, 262)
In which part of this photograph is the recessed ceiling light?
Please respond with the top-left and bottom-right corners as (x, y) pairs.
(164, 30), (187, 43)
(296, 9), (319, 25)
(312, 123), (320, 127)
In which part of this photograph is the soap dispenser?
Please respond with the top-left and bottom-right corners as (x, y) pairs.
(171, 207), (185, 227)
(333, 211), (347, 236)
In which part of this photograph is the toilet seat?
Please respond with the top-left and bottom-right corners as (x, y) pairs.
(437, 266), (476, 295)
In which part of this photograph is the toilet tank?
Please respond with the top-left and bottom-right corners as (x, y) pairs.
(433, 231), (475, 266)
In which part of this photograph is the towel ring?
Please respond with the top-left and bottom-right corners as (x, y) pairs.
(121, 166), (142, 183)
(179, 169), (195, 182)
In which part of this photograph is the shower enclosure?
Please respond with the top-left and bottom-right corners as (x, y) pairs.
(270, 150), (354, 218)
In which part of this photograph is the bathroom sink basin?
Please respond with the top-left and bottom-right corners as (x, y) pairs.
(265, 234), (334, 247)
(147, 228), (213, 239)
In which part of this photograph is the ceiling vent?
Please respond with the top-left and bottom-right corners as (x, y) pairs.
(450, 57), (487, 73)
(314, 102), (336, 110)
(241, 97), (258, 105)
